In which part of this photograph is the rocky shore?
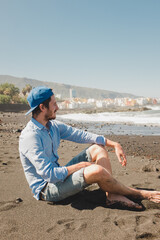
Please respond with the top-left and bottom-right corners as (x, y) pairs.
(57, 105), (151, 115)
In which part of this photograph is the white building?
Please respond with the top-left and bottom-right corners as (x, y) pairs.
(69, 88), (76, 99)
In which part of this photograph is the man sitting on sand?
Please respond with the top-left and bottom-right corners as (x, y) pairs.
(19, 86), (160, 209)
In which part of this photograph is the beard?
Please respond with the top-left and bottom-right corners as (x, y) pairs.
(44, 110), (57, 121)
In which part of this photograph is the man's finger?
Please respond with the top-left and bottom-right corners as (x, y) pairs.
(118, 156), (122, 164)
(119, 154), (126, 166)
(122, 156), (127, 166)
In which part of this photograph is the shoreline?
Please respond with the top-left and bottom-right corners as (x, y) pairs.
(57, 105), (151, 115)
(0, 112), (160, 160)
(56, 116), (160, 136)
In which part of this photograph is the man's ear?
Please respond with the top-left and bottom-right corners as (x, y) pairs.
(39, 103), (46, 112)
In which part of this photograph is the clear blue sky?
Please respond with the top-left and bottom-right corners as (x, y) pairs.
(0, 0), (160, 98)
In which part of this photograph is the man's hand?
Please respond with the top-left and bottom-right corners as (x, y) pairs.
(105, 139), (127, 167)
(115, 143), (127, 167)
(67, 161), (93, 176)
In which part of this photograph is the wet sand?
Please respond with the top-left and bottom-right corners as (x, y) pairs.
(0, 112), (160, 240)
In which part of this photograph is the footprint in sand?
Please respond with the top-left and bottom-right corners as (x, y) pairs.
(136, 232), (155, 239)
(76, 222), (87, 231)
(112, 215), (154, 231)
(46, 219), (75, 233)
(135, 215), (159, 239)
(0, 199), (23, 212)
(135, 215), (151, 226)
(113, 215), (135, 230)
(46, 218), (87, 234)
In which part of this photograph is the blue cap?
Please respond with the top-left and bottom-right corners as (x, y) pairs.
(25, 86), (54, 115)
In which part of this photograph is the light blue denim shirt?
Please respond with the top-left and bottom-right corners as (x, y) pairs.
(19, 118), (106, 200)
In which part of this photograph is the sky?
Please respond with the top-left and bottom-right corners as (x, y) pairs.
(0, 0), (160, 98)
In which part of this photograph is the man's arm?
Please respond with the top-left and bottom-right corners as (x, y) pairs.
(56, 120), (106, 145)
(66, 161), (93, 176)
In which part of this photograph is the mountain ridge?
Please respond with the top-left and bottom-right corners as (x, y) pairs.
(0, 75), (139, 99)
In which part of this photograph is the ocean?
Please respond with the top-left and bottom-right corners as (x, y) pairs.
(57, 105), (160, 136)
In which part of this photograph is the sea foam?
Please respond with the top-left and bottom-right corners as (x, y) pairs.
(58, 109), (160, 127)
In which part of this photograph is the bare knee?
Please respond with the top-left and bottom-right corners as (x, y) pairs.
(88, 144), (108, 162)
(89, 143), (105, 153)
(84, 164), (110, 184)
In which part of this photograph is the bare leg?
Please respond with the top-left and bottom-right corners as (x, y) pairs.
(87, 144), (142, 208)
(84, 144), (160, 207)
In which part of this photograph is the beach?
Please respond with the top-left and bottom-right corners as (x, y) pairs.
(0, 111), (160, 240)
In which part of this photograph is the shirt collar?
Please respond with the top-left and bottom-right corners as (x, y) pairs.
(31, 117), (51, 130)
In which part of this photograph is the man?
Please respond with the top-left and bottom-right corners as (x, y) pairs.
(19, 86), (160, 209)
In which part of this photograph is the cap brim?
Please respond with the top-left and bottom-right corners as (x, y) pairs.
(25, 105), (38, 115)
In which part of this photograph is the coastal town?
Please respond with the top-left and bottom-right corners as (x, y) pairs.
(57, 89), (160, 110)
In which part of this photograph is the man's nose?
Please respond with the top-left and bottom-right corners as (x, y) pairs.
(56, 104), (59, 110)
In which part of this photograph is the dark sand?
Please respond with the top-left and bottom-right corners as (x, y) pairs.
(0, 112), (160, 240)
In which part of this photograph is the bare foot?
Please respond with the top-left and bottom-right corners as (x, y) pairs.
(106, 194), (142, 210)
(141, 190), (160, 203)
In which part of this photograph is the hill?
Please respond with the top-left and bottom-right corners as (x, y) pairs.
(0, 75), (138, 99)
